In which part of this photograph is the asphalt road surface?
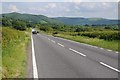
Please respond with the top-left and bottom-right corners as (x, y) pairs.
(31, 33), (119, 78)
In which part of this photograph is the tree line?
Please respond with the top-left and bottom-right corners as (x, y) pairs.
(2, 16), (35, 30)
(36, 23), (119, 41)
(1, 16), (119, 41)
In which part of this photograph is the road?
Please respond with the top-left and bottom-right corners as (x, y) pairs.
(31, 33), (119, 78)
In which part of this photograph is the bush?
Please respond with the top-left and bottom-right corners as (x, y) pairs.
(77, 31), (119, 41)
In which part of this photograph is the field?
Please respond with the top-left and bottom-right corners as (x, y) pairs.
(2, 27), (30, 78)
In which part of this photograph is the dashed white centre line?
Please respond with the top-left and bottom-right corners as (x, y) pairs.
(115, 51), (119, 53)
(69, 48), (86, 57)
(100, 48), (104, 50)
(57, 43), (64, 47)
(31, 35), (38, 78)
(100, 62), (120, 73)
(107, 49), (112, 52)
(48, 38), (50, 40)
(51, 40), (56, 43)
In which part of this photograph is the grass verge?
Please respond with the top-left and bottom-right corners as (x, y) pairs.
(0, 26), (2, 79)
(2, 27), (30, 78)
(54, 33), (119, 52)
(39, 29), (119, 52)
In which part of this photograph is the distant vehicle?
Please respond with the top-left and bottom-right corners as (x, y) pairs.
(32, 29), (39, 34)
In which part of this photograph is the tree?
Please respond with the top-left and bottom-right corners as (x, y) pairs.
(12, 20), (26, 30)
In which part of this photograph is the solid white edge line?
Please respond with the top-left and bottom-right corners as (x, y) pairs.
(57, 43), (64, 47)
(100, 62), (120, 73)
(69, 48), (86, 57)
(31, 35), (38, 78)
(93, 46), (98, 48)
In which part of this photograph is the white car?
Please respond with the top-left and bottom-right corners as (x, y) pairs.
(32, 29), (38, 34)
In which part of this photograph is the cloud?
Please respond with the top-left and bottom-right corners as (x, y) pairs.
(8, 4), (19, 12)
(46, 3), (57, 8)
(2, 0), (72, 2)
(70, 0), (119, 2)
(72, 2), (117, 13)
(2, 2), (118, 19)
(28, 7), (46, 12)
(1, 0), (119, 2)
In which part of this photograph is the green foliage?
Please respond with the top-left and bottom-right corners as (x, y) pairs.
(0, 27), (1, 79)
(55, 17), (118, 25)
(54, 34), (119, 51)
(2, 27), (25, 51)
(75, 27), (87, 32)
(39, 25), (53, 32)
(12, 20), (27, 30)
(2, 27), (30, 78)
(52, 31), (59, 36)
(77, 31), (119, 41)
(2, 16), (31, 30)
(37, 22), (119, 41)
(3, 12), (119, 26)
(2, 12), (61, 24)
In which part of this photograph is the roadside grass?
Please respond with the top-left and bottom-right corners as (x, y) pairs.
(54, 33), (119, 52)
(2, 27), (30, 78)
(0, 26), (2, 79)
(55, 34), (120, 51)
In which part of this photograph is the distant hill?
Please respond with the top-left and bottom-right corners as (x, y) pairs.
(2, 12), (61, 24)
(54, 17), (118, 25)
(2, 12), (118, 25)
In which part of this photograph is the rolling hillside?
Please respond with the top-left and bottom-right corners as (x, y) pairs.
(54, 17), (118, 25)
(2, 12), (61, 24)
(2, 12), (118, 25)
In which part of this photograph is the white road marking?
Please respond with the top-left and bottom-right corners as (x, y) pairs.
(55, 36), (118, 53)
(51, 40), (56, 43)
(31, 35), (38, 78)
(92, 46), (98, 48)
(48, 38), (50, 40)
(82, 43), (88, 46)
(100, 48), (104, 50)
(100, 62), (120, 73)
(55, 37), (99, 48)
(57, 43), (64, 47)
(87, 45), (93, 47)
(107, 49), (112, 52)
(115, 51), (119, 53)
(69, 48), (86, 57)
(55, 37), (80, 44)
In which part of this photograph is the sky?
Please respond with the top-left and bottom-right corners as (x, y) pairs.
(1, 0), (119, 19)
(1, 0), (119, 2)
